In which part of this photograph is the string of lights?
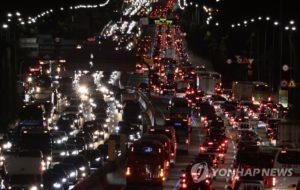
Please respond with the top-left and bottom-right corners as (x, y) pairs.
(1, 0), (111, 29)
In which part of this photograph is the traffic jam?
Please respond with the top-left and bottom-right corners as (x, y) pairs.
(1, 0), (299, 190)
(124, 0), (299, 189)
(0, 60), (129, 190)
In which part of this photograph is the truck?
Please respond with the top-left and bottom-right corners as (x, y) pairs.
(3, 150), (44, 190)
(197, 71), (221, 95)
(232, 81), (253, 101)
(232, 81), (271, 103)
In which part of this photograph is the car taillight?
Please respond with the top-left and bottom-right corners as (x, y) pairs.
(181, 183), (187, 188)
(159, 169), (164, 178)
(126, 167), (131, 176)
(171, 152), (175, 157)
(185, 139), (189, 144)
(208, 142), (213, 145)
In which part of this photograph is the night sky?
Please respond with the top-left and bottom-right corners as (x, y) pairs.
(0, 0), (298, 22)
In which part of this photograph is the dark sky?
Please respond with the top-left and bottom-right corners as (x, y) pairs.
(0, 0), (298, 23)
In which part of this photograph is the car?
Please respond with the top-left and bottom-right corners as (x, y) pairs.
(229, 177), (265, 190)
(67, 137), (86, 151)
(148, 127), (177, 164)
(126, 139), (168, 188)
(62, 155), (90, 179)
(52, 164), (78, 184)
(43, 169), (69, 190)
(80, 149), (103, 170)
(117, 121), (142, 146)
(179, 162), (213, 190)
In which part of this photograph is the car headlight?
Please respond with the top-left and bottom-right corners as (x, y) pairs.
(60, 151), (66, 156)
(129, 135), (134, 140)
(138, 115), (142, 119)
(71, 150), (78, 155)
(69, 171), (76, 178)
(61, 178), (67, 183)
(79, 166), (86, 171)
(95, 157), (101, 162)
(3, 141), (12, 149)
(27, 77), (33, 83)
(78, 86), (89, 94)
(30, 186), (38, 190)
(53, 182), (62, 189)
(47, 156), (52, 161)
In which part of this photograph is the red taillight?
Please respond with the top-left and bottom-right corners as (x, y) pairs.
(126, 167), (131, 176)
(208, 142), (213, 145)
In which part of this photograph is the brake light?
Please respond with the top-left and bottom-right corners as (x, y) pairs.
(159, 169), (164, 178)
(272, 177), (276, 186)
(165, 118), (170, 121)
(150, 128), (155, 132)
(185, 139), (189, 144)
(181, 173), (186, 178)
(182, 183), (187, 188)
(208, 142), (213, 145)
(171, 153), (175, 157)
(126, 167), (131, 176)
(205, 179), (210, 184)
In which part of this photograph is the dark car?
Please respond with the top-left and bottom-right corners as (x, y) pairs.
(62, 155), (90, 179)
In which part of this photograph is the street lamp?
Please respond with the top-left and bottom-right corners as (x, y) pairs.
(15, 12), (21, 17)
(285, 26), (289, 31)
(7, 13), (12, 17)
(291, 26), (296, 31)
(289, 20), (295, 25)
(273, 21), (279, 26)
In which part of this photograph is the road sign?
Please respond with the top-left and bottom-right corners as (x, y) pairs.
(281, 80), (288, 88)
(289, 80), (296, 88)
(282, 64), (289, 72)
